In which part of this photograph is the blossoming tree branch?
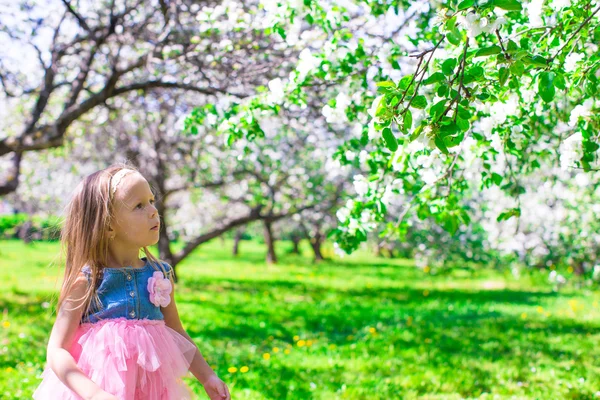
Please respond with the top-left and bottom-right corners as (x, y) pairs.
(184, 0), (599, 255)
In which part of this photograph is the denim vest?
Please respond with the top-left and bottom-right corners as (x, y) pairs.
(80, 257), (173, 324)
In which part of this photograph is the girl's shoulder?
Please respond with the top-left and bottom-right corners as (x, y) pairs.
(152, 259), (174, 279)
(80, 258), (173, 278)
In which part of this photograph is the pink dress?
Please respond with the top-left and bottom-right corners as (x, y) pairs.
(33, 259), (197, 399)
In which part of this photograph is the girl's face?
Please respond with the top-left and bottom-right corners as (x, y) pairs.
(109, 172), (160, 247)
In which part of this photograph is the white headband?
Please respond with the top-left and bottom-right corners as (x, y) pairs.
(109, 169), (136, 200)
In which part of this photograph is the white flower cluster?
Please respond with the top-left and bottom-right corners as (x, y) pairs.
(549, 270), (567, 285)
(456, 12), (507, 38)
(564, 53), (584, 73)
(322, 93), (351, 124)
(568, 98), (594, 128)
(559, 132), (583, 170)
(526, 0), (545, 27)
(335, 198), (378, 236)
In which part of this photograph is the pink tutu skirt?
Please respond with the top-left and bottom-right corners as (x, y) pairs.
(33, 317), (197, 399)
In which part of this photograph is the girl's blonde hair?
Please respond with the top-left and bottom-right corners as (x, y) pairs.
(56, 162), (171, 316)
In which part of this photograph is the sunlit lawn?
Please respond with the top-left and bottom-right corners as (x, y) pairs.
(1, 238), (600, 399)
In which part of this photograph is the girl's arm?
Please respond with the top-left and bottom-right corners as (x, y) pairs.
(161, 274), (230, 399)
(161, 283), (218, 384)
(46, 273), (107, 400)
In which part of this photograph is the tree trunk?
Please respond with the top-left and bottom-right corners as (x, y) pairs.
(291, 234), (301, 254)
(264, 219), (277, 264)
(375, 241), (383, 257)
(309, 232), (324, 262)
(233, 228), (243, 256)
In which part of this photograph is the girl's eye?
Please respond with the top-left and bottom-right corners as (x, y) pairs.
(137, 200), (155, 209)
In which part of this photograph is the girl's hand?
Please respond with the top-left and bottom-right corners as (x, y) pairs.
(202, 374), (231, 400)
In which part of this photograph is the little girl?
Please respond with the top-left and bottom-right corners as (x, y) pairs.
(33, 164), (231, 400)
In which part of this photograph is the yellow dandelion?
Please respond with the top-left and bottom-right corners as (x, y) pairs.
(200, 295), (207, 301)
(569, 299), (578, 312)
(369, 327), (376, 334)
(284, 349), (291, 354)
(536, 306), (544, 313)
(263, 353), (271, 360)
(306, 340), (313, 346)
(240, 366), (249, 373)
(293, 335), (300, 341)
(227, 367), (238, 373)
(272, 347), (280, 353)
(297, 340), (306, 347)
(521, 313), (527, 319)
(2, 321), (9, 328)
(567, 266), (574, 273)
(424, 266), (430, 273)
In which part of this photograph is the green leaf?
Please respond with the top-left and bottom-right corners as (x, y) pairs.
(411, 95), (428, 109)
(398, 74), (414, 90)
(403, 109), (413, 131)
(497, 208), (521, 222)
(554, 72), (566, 90)
(584, 140), (600, 152)
(442, 58), (457, 76)
(445, 16), (457, 32)
(475, 46), (502, 57)
(439, 123), (459, 138)
(382, 127), (398, 151)
(447, 30), (462, 46)
(410, 124), (424, 142)
(492, 0), (523, 10)
(430, 99), (447, 119)
(423, 72), (446, 85)
(457, 0), (475, 10)
(522, 55), (548, 68)
(435, 135), (450, 155)
(457, 105), (471, 120)
(499, 67), (509, 86)
(509, 61), (524, 76)
(376, 81), (396, 88)
(491, 172), (503, 186)
(506, 40), (519, 53)
(437, 84), (449, 97)
(456, 117), (470, 132)
(538, 71), (555, 103)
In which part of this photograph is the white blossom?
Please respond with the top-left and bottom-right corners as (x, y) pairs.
(559, 132), (583, 170)
(267, 78), (285, 104)
(564, 53), (584, 73)
(568, 98), (593, 127)
(353, 174), (369, 196)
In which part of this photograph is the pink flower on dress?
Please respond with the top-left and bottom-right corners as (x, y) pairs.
(147, 271), (172, 307)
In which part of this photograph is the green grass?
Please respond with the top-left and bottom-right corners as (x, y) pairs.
(1, 238), (600, 399)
